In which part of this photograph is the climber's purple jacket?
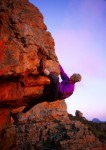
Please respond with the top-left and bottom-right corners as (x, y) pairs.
(58, 65), (75, 100)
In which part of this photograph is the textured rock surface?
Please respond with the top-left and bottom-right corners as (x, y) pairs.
(0, 0), (106, 150)
(0, 0), (59, 107)
(14, 109), (104, 150)
(0, 109), (17, 150)
(11, 102), (105, 150)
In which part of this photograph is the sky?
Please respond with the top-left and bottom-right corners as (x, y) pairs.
(29, 0), (106, 121)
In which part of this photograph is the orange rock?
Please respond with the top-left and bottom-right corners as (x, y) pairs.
(0, 109), (17, 150)
(24, 85), (44, 98)
(0, 81), (24, 101)
(19, 75), (50, 86)
(0, 0), (59, 107)
(0, 109), (11, 131)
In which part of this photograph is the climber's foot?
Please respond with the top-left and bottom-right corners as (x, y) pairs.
(10, 112), (23, 125)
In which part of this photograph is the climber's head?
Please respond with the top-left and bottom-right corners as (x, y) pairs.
(70, 73), (81, 83)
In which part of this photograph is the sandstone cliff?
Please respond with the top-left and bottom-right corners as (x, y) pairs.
(0, 0), (60, 108)
(0, 0), (105, 150)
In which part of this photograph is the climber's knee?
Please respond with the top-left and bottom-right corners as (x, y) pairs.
(53, 75), (59, 84)
(48, 73), (59, 85)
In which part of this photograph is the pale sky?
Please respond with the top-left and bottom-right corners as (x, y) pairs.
(29, 0), (106, 121)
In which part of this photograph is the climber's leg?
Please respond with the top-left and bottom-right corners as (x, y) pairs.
(22, 97), (45, 113)
(47, 73), (59, 101)
(22, 100), (36, 113)
(22, 73), (59, 113)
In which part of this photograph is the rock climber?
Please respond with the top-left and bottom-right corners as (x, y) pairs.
(11, 65), (81, 121)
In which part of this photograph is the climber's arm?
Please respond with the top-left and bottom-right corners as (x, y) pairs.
(60, 65), (69, 81)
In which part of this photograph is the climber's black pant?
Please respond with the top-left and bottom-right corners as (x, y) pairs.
(22, 73), (59, 113)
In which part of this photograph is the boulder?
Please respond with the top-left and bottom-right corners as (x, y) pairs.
(0, 0), (59, 107)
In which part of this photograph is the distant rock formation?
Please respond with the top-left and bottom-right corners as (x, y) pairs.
(92, 118), (101, 123)
(0, 0), (106, 150)
(75, 110), (83, 118)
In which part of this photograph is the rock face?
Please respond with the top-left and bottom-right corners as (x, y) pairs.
(0, 0), (59, 108)
(0, 0), (106, 150)
(15, 108), (103, 150)
(75, 110), (83, 118)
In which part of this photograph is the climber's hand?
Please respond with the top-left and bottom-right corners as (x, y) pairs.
(43, 68), (50, 76)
